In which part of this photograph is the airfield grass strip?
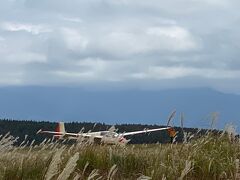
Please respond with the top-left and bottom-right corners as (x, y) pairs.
(0, 131), (239, 179)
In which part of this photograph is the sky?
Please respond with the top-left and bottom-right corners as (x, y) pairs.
(0, 0), (240, 94)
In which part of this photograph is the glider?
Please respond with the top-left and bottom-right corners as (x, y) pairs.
(37, 111), (177, 145)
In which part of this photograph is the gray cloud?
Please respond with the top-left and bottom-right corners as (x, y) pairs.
(0, 0), (240, 93)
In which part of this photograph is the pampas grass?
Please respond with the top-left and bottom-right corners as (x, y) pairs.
(57, 152), (79, 180)
(0, 126), (239, 179)
(45, 147), (65, 180)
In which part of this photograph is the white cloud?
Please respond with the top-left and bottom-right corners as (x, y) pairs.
(146, 26), (199, 51)
(54, 71), (95, 80)
(143, 66), (240, 80)
(191, 0), (230, 7)
(6, 52), (47, 64)
(0, 22), (51, 35)
(0, 75), (23, 86)
(61, 16), (82, 23)
(0, 0), (239, 93)
(94, 25), (199, 57)
(53, 58), (130, 82)
(51, 57), (240, 85)
(0, 68), (24, 86)
(61, 28), (88, 51)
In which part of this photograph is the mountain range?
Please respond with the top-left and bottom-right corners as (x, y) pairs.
(0, 86), (239, 130)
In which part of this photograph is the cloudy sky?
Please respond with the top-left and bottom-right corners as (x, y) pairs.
(1, 0), (240, 93)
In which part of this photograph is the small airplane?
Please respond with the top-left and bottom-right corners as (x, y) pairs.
(37, 111), (177, 145)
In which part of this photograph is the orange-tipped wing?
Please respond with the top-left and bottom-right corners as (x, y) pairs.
(167, 127), (177, 138)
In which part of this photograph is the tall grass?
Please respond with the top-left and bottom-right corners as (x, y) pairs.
(0, 129), (239, 179)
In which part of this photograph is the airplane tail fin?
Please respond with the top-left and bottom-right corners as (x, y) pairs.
(54, 122), (65, 139)
(37, 122), (67, 139)
(55, 122), (65, 133)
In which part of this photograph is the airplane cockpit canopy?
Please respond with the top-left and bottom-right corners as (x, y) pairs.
(100, 131), (118, 137)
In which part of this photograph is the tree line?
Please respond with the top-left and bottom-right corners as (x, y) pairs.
(0, 119), (216, 145)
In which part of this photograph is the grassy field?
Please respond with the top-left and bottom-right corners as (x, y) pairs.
(0, 130), (239, 180)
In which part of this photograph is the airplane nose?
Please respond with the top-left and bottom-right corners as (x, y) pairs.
(118, 137), (130, 144)
(118, 137), (125, 143)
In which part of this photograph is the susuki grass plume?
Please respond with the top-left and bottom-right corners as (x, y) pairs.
(0, 122), (239, 179)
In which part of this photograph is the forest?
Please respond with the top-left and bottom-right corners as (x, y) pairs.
(0, 119), (213, 145)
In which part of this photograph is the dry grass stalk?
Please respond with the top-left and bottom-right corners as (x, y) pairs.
(137, 175), (152, 180)
(45, 147), (65, 180)
(107, 164), (118, 180)
(179, 160), (193, 180)
(87, 169), (101, 180)
(57, 152), (79, 180)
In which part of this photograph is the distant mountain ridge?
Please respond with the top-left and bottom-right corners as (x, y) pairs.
(0, 86), (239, 130)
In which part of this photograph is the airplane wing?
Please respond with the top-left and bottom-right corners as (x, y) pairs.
(38, 130), (77, 136)
(120, 127), (170, 136)
(37, 130), (103, 139)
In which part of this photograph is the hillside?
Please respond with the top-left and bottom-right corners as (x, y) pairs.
(0, 87), (239, 129)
